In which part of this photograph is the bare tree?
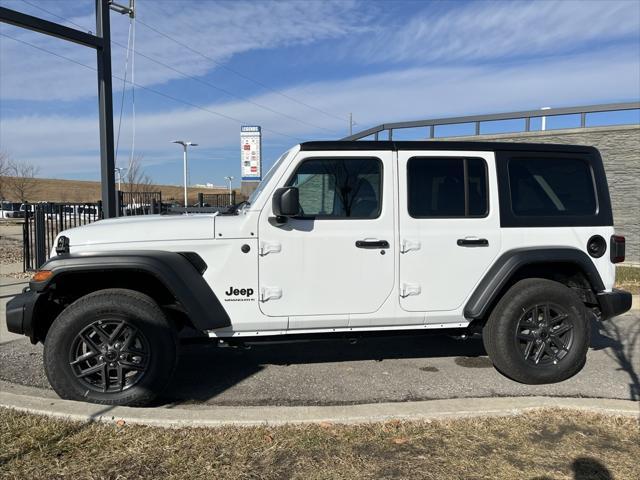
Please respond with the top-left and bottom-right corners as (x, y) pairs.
(123, 155), (155, 194)
(0, 151), (10, 201)
(7, 158), (40, 202)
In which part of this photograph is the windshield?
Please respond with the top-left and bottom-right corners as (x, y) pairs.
(247, 149), (291, 206)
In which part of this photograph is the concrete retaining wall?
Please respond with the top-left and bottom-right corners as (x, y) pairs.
(446, 125), (639, 264)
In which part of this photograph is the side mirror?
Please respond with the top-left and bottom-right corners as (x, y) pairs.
(272, 187), (300, 217)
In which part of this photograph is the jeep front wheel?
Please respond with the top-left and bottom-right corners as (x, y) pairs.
(483, 278), (589, 384)
(44, 289), (177, 406)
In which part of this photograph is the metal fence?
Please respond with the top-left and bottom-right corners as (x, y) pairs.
(118, 191), (162, 216)
(20, 190), (231, 270)
(23, 202), (102, 271)
(197, 192), (236, 208)
(343, 101), (640, 141)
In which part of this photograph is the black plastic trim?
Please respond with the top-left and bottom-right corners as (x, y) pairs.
(299, 140), (597, 154)
(597, 289), (632, 320)
(178, 251), (208, 275)
(464, 247), (605, 319)
(31, 251), (229, 330)
(5, 289), (42, 338)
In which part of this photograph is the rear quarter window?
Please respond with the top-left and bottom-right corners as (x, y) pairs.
(508, 157), (597, 216)
(496, 149), (613, 228)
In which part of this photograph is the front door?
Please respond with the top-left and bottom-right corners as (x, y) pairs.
(258, 151), (395, 328)
(397, 151), (501, 313)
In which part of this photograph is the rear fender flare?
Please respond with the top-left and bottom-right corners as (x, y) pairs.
(464, 247), (604, 320)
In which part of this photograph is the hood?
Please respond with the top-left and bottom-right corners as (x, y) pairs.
(62, 214), (216, 248)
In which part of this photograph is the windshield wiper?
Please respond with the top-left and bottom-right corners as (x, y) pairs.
(226, 200), (250, 215)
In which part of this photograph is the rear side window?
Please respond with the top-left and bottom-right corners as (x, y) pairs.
(287, 157), (382, 218)
(407, 157), (487, 218)
(508, 158), (597, 216)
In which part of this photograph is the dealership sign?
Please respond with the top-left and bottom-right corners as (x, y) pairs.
(240, 126), (262, 181)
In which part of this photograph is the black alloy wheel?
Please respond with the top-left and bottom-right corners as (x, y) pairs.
(515, 304), (575, 366)
(69, 318), (150, 393)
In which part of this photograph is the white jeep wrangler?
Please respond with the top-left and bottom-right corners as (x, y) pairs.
(6, 141), (632, 406)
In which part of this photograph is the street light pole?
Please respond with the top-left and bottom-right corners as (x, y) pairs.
(172, 140), (198, 207)
(224, 176), (234, 205)
(114, 167), (126, 216)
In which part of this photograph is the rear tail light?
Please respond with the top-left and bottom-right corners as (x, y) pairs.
(610, 235), (625, 263)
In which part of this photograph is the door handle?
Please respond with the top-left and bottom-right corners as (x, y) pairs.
(355, 240), (389, 249)
(457, 238), (489, 247)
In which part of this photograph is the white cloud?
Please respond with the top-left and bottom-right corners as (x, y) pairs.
(0, 0), (365, 101)
(349, 0), (640, 64)
(1, 46), (638, 179)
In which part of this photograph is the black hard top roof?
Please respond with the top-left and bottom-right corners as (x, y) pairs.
(299, 140), (596, 154)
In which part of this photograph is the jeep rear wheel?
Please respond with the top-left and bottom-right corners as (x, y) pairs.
(483, 278), (589, 384)
(44, 289), (177, 406)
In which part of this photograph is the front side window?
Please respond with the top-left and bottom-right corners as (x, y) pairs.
(508, 158), (597, 216)
(287, 158), (382, 218)
(407, 157), (488, 218)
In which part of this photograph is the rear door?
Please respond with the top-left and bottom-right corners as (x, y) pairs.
(397, 150), (501, 313)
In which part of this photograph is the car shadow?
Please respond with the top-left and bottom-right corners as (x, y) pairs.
(159, 333), (487, 405)
(589, 314), (639, 401)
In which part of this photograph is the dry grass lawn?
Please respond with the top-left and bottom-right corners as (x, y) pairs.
(616, 266), (640, 294)
(0, 408), (638, 479)
(2, 177), (233, 204)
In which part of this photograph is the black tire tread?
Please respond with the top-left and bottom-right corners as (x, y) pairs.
(44, 288), (177, 407)
(483, 278), (589, 384)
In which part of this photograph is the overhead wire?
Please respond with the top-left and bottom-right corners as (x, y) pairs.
(134, 17), (348, 123)
(115, 17), (133, 162)
(0, 32), (302, 142)
(19, 0), (342, 136)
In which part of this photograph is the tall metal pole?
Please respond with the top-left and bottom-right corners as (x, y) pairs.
(349, 113), (353, 136)
(96, 0), (117, 218)
(183, 145), (188, 207)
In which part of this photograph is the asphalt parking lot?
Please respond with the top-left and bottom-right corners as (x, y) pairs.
(1, 278), (638, 407)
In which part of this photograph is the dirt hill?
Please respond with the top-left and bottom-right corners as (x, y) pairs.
(2, 177), (236, 205)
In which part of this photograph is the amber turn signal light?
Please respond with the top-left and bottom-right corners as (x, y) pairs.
(31, 270), (53, 282)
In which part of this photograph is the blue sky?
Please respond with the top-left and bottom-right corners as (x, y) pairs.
(0, 0), (639, 187)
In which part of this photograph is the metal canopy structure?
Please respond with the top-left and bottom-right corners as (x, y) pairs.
(343, 102), (640, 141)
(0, 1), (133, 218)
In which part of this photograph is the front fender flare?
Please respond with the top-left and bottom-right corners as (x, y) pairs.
(33, 250), (230, 330)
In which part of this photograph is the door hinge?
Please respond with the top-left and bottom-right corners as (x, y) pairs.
(259, 242), (282, 256)
(400, 283), (421, 298)
(260, 286), (282, 302)
(401, 239), (421, 254)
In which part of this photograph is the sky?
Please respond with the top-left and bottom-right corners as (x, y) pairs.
(0, 0), (639, 187)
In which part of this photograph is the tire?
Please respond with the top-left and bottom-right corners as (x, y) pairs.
(44, 288), (177, 406)
(482, 278), (589, 384)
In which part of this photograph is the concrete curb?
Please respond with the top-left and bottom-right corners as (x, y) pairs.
(0, 389), (637, 428)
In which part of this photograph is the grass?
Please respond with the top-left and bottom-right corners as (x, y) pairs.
(616, 266), (640, 294)
(1, 408), (638, 480)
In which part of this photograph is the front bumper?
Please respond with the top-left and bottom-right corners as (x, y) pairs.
(6, 288), (42, 340)
(597, 288), (632, 320)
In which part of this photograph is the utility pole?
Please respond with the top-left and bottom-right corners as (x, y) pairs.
(224, 176), (234, 205)
(349, 113), (353, 136)
(172, 140), (198, 207)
